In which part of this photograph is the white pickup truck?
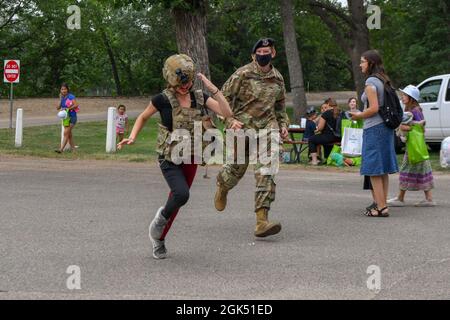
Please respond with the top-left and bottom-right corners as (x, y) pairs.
(417, 74), (450, 145)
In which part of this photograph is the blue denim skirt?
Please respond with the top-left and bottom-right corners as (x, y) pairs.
(360, 123), (398, 176)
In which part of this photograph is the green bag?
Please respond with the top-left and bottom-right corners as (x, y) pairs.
(351, 156), (362, 166)
(62, 110), (70, 127)
(341, 119), (363, 135)
(406, 124), (429, 164)
(327, 145), (342, 166)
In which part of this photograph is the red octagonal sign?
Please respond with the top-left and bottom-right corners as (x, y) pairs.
(4, 60), (20, 83)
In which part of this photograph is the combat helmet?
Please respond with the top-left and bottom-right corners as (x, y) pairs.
(162, 54), (195, 88)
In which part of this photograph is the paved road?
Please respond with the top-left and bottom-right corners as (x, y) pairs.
(1, 157), (449, 300)
(0, 111), (143, 129)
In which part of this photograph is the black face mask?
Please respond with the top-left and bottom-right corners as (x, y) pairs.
(255, 54), (272, 67)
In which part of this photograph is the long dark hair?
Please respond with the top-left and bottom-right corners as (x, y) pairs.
(61, 83), (70, 92)
(361, 50), (391, 86)
(327, 98), (340, 119)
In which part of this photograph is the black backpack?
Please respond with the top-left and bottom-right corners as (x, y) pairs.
(373, 76), (403, 129)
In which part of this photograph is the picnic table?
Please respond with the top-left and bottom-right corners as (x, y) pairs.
(284, 127), (307, 163)
(284, 127), (341, 164)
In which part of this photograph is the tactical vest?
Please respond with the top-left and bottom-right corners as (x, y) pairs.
(156, 88), (212, 164)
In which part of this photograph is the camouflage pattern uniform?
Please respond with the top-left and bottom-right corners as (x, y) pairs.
(217, 60), (289, 212)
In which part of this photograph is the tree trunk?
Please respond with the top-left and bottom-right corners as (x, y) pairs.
(348, 0), (370, 103)
(172, 1), (212, 179)
(279, 0), (308, 123)
(101, 30), (122, 96)
(172, 0), (211, 91)
(119, 56), (138, 96)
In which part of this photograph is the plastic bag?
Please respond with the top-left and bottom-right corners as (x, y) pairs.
(62, 111), (70, 127)
(406, 124), (429, 164)
(327, 145), (342, 166)
(281, 151), (291, 163)
(440, 137), (450, 168)
(341, 127), (363, 157)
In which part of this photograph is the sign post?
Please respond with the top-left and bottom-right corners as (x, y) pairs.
(10, 83), (13, 129)
(4, 60), (20, 129)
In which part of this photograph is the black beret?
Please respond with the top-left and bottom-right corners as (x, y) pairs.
(252, 38), (275, 53)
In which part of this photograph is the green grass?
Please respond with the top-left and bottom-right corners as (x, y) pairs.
(0, 119), (159, 162)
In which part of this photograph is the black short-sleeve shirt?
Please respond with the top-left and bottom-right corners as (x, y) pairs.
(151, 91), (210, 131)
(320, 109), (337, 136)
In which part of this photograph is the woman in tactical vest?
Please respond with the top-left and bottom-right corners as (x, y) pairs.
(117, 54), (234, 259)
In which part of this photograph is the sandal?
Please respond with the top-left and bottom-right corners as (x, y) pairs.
(365, 206), (389, 218)
(365, 202), (377, 215)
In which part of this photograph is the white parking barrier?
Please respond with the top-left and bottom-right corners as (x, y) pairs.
(15, 108), (23, 147)
(106, 107), (117, 153)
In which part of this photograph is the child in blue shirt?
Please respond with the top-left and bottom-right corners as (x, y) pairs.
(302, 107), (318, 142)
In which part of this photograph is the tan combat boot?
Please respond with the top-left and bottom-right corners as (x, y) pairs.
(214, 184), (228, 212)
(254, 208), (281, 237)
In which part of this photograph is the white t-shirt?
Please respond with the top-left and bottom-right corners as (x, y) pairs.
(115, 113), (128, 130)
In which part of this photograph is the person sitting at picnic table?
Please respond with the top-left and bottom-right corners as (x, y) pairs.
(302, 106), (318, 142)
(348, 97), (359, 112)
(308, 98), (341, 165)
(320, 100), (332, 114)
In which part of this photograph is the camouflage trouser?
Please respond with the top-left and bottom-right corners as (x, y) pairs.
(217, 163), (276, 212)
(216, 129), (278, 212)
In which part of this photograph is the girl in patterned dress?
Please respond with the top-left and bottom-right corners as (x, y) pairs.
(388, 85), (435, 207)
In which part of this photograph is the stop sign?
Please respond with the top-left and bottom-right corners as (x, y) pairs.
(4, 60), (20, 83)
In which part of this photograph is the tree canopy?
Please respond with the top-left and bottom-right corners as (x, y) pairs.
(0, 0), (448, 98)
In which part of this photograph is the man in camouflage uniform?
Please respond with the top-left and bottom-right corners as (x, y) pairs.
(215, 38), (290, 238)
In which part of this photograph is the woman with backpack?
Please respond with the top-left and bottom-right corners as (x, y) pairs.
(117, 54), (234, 259)
(349, 50), (399, 217)
(387, 85), (435, 207)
